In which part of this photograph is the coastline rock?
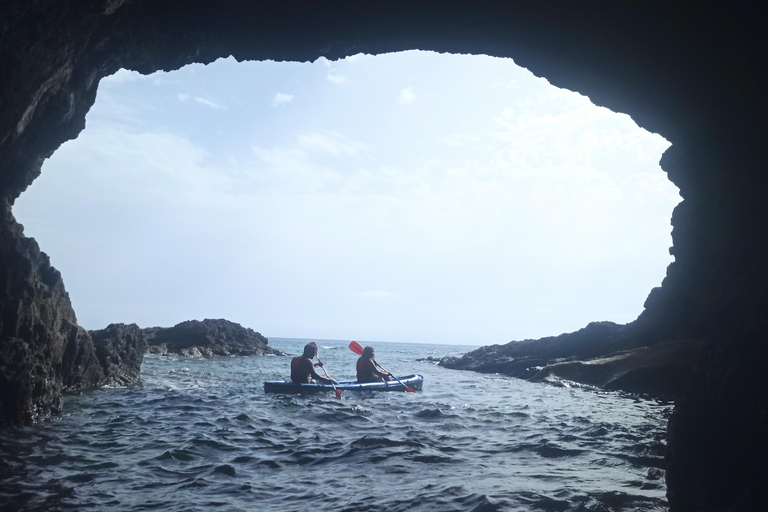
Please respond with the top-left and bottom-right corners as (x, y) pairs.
(89, 323), (147, 386)
(441, 321), (632, 375)
(440, 322), (699, 399)
(528, 340), (701, 398)
(0, 202), (147, 423)
(143, 319), (281, 357)
(0, 203), (107, 423)
(61, 324), (106, 391)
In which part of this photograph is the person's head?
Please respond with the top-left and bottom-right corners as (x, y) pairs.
(303, 342), (318, 358)
(362, 346), (375, 359)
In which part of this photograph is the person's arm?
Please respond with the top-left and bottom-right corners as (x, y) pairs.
(306, 359), (337, 384)
(310, 368), (335, 384)
(371, 358), (391, 379)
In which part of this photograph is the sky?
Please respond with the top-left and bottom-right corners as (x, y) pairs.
(12, 50), (680, 346)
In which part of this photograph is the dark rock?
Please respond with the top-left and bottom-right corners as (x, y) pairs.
(61, 324), (105, 390)
(665, 328), (768, 511)
(89, 323), (147, 386)
(0, 2), (767, 509)
(440, 322), (700, 399)
(0, 201), (99, 423)
(440, 321), (633, 378)
(143, 319), (281, 357)
(0, 202), (143, 422)
(531, 340), (700, 399)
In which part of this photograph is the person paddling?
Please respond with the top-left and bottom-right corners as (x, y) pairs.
(356, 346), (392, 383)
(291, 342), (337, 385)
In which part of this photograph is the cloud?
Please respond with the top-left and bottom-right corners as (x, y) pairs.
(103, 68), (149, 85)
(247, 131), (371, 194)
(177, 93), (227, 109)
(327, 73), (348, 84)
(296, 131), (369, 158)
(398, 87), (415, 104)
(318, 56), (349, 84)
(271, 92), (294, 107)
(192, 97), (226, 110)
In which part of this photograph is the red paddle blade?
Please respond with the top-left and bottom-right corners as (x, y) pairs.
(405, 386), (416, 393)
(334, 389), (342, 398)
(349, 341), (364, 355)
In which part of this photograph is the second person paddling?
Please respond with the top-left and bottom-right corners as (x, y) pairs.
(356, 346), (392, 383)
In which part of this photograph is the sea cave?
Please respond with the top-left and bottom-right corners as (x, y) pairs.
(1, 2), (767, 510)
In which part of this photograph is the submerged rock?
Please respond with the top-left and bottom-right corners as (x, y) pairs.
(143, 319), (281, 357)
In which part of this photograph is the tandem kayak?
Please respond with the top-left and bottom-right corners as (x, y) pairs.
(264, 374), (424, 394)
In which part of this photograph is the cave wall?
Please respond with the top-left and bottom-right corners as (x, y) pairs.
(2, 1), (767, 509)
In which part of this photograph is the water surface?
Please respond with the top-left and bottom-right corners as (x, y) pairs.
(0, 338), (670, 511)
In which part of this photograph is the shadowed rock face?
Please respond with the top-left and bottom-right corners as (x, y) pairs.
(1, 1), (767, 509)
(89, 323), (147, 386)
(0, 200), (105, 423)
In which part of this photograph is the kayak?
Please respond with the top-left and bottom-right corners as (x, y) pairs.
(264, 374), (424, 394)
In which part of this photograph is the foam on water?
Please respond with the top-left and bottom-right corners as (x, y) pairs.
(0, 338), (671, 511)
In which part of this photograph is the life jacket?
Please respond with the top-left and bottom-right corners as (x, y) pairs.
(356, 357), (377, 382)
(291, 356), (311, 383)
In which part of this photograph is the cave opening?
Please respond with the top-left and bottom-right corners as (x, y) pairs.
(4, 3), (767, 508)
(12, 50), (679, 346)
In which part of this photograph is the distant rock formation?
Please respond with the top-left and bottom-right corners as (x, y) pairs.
(143, 319), (281, 357)
(440, 321), (700, 399)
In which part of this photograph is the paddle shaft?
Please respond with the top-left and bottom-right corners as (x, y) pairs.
(373, 359), (415, 392)
(316, 357), (341, 398)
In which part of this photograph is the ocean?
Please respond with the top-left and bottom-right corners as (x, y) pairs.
(0, 338), (671, 511)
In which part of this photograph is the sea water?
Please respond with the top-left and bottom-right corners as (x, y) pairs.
(0, 338), (671, 511)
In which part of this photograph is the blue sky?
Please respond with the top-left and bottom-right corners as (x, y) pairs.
(13, 51), (679, 345)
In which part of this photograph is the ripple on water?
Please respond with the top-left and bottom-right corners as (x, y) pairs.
(0, 343), (673, 512)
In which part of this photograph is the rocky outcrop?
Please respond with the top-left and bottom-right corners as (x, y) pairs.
(441, 321), (633, 378)
(60, 324), (106, 391)
(532, 340), (700, 397)
(440, 322), (700, 399)
(143, 319), (280, 357)
(0, 199), (148, 424)
(1, 2), (767, 510)
(0, 201), (104, 423)
(89, 323), (147, 386)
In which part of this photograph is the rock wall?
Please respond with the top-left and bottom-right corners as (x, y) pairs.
(1, 1), (766, 509)
(89, 323), (147, 386)
(0, 200), (105, 423)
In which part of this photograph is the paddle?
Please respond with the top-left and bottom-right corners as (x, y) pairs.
(316, 356), (342, 398)
(348, 341), (416, 392)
